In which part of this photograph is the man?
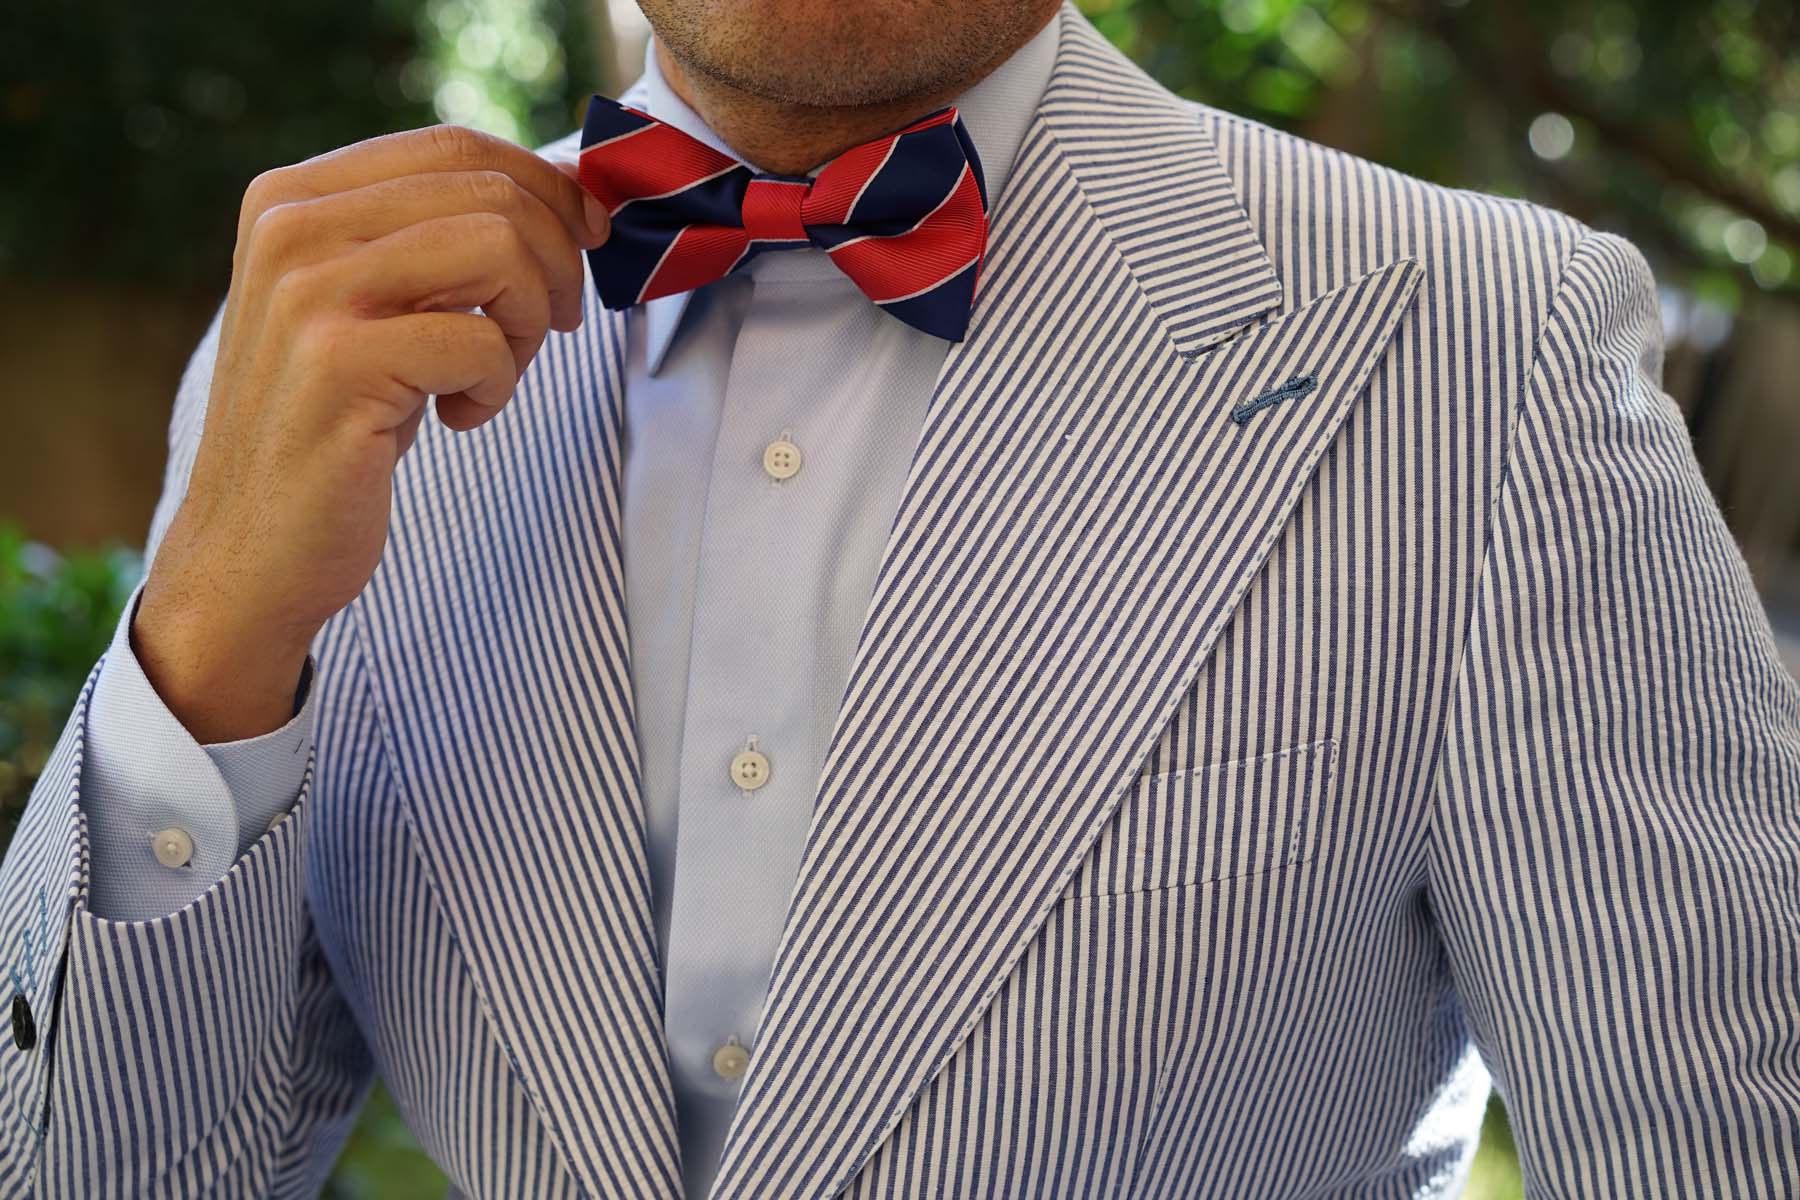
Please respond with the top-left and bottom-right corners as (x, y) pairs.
(3, 0), (1796, 1195)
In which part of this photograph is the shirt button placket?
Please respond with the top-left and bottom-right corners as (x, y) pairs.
(712, 1035), (750, 1083)
(729, 736), (771, 792)
(763, 428), (803, 482)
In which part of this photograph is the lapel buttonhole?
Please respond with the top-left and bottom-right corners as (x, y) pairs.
(1231, 373), (1318, 426)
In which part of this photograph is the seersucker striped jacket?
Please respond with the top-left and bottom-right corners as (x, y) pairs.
(4, 8), (1798, 1198)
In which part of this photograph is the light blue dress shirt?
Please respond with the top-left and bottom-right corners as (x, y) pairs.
(76, 13), (1060, 1194)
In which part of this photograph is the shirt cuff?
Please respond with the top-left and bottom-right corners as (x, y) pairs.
(80, 582), (316, 921)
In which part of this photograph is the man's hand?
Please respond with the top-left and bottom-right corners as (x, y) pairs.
(134, 125), (609, 744)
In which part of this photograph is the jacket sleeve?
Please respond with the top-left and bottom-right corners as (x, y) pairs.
(1428, 229), (1800, 1196)
(0, 307), (375, 1196)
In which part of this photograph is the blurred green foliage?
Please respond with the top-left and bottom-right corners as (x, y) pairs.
(1081, 0), (1799, 305)
(1468, 1099), (1525, 1200)
(324, 1084), (446, 1200)
(3, 0), (427, 287)
(0, 527), (139, 844)
(1, 0), (599, 290)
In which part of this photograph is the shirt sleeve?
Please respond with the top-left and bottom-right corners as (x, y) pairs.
(80, 581), (317, 921)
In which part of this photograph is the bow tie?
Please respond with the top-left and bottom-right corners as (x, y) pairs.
(576, 95), (989, 341)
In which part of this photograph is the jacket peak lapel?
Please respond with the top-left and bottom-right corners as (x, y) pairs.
(710, 13), (1424, 1198)
(1038, 10), (1283, 355)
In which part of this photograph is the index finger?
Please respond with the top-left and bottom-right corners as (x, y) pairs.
(242, 124), (609, 251)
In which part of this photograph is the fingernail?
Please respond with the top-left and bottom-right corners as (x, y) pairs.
(582, 192), (609, 243)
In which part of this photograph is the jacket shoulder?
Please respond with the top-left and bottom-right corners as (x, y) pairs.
(1189, 102), (1597, 323)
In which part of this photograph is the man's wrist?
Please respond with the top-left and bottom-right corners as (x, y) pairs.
(132, 574), (314, 745)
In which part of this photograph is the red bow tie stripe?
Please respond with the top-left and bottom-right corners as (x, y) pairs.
(576, 96), (990, 341)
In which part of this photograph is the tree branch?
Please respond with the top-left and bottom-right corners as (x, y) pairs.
(1368, 0), (1800, 250)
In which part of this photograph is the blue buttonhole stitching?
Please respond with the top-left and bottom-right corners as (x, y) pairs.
(1231, 373), (1317, 426)
(6, 888), (48, 998)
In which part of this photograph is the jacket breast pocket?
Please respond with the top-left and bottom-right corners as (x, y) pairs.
(1067, 739), (1337, 899)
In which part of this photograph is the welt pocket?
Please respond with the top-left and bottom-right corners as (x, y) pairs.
(1066, 739), (1337, 899)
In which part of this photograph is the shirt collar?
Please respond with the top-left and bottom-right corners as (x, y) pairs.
(625, 8), (1063, 375)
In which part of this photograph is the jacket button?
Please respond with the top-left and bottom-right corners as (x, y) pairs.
(11, 994), (35, 1051)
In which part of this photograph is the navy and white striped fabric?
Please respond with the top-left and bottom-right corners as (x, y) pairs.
(4, 6), (1798, 1196)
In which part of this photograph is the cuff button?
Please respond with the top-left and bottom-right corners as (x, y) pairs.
(11, 995), (35, 1051)
(151, 827), (195, 869)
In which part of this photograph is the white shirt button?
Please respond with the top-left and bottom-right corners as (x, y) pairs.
(762, 436), (802, 481)
(729, 746), (771, 791)
(151, 827), (194, 869)
(712, 1036), (750, 1081)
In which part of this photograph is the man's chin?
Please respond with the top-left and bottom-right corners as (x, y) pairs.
(639, 0), (1026, 111)
(661, 42), (948, 110)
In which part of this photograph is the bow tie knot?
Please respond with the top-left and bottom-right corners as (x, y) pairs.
(576, 97), (990, 341)
(741, 178), (809, 244)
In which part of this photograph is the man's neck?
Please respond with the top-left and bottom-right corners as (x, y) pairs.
(652, 13), (1057, 175)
